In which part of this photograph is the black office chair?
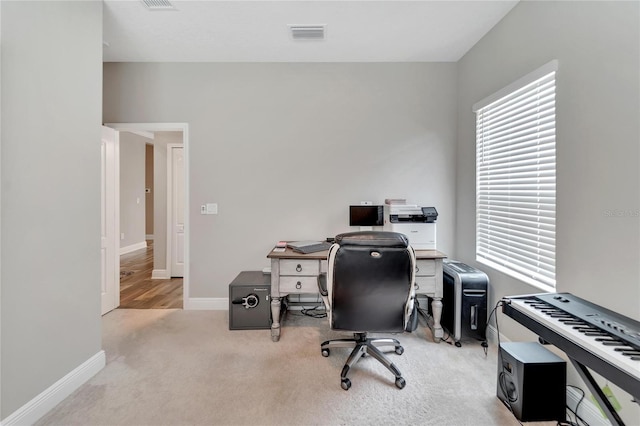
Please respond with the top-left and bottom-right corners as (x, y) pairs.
(318, 231), (416, 390)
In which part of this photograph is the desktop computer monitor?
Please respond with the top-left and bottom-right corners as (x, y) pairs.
(349, 205), (384, 227)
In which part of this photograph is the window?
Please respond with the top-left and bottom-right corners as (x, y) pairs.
(473, 60), (557, 290)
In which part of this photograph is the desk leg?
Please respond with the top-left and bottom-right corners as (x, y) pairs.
(270, 297), (282, 342)
(431, 297), (444, 342)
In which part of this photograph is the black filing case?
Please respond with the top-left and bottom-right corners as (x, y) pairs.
(228, 271), (272, 330)
(442, 260), (488, 346)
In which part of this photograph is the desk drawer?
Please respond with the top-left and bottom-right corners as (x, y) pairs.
(280, 276), (319, 293)
(415, 276), (436, 294)
(280, 259), (320, 276)
(415, 259), (436, 276)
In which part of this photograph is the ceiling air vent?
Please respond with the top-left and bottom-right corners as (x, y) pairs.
(141, 0), (175, 10)
(289, 25), (326, 41)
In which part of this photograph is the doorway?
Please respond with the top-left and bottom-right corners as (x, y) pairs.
(104, 123), (190, 311)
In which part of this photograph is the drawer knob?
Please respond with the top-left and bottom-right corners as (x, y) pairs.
(296, 264), (302, 272)
(296, 281), (302, 289)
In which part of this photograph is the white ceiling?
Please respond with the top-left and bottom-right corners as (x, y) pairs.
(102, 0), (519, 63)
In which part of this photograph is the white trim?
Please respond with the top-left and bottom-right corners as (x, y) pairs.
(151, 269), (170, 279)
(105, 123), (190, 308)
(479, 258), (555, 294)
(145, 234), (154, 240)
(485, 324), (506, 346)
(185, 297), (228, 310)
(166, 143), (184, 279)
(473, 59), (558, 112)
(128, 130), (154, 140)
(101, 126), (121, 314)
(119, 241), (147, 255)
(567, 386), (611, 426)
(1, 351), (105, 426)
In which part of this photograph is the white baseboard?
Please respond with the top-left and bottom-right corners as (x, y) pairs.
(1, 350), (105, 426)
(185, 297), (228, 310)
(151, 269), (170, 279)
(485, 324), (506, 345)
(567, 386), (611, 426)
(119, 241), (147, 255)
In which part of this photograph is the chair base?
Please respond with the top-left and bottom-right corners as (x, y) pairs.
(320, 332), (406, 390)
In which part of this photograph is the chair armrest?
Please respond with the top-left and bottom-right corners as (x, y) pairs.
(317, 273), (328, 296)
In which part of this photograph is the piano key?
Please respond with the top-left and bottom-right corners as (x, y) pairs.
(506, 296), (640, 382)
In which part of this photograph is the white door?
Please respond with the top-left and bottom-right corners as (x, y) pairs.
(169, 145), (185, 277)
(101, 126), (120, 314)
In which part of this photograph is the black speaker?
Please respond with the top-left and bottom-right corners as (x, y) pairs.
(497, 342), (566, 422)
(229, 271), (271, 330)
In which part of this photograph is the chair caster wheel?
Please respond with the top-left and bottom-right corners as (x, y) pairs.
(395, 346), (404, 355)
(341, 378), (351, 390)
(395, 377), (406, 389)
(321, 349), (330, 357)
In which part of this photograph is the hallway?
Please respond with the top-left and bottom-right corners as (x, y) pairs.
(119, 241), (183, 309)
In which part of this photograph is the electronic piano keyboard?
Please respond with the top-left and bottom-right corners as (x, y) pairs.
(503, 293), (640, 425)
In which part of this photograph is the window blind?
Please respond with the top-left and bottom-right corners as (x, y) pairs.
(474, 62), (557, 289)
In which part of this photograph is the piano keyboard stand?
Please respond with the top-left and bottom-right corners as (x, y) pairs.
(503, 292), (640, 426)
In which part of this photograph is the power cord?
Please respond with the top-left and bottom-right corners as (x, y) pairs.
(481, 298), (505, 357)
(286, 294), (327, 318)
(414, 296), (454, 344)
(563, 385), (589, 426)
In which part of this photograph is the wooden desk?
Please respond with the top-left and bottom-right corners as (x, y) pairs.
(267, 247), (447, 343)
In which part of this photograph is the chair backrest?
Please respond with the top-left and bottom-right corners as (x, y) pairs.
(327, 231), (416, 333)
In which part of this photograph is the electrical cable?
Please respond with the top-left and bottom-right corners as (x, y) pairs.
(287, 294), (327, 318)
(414, 296), (453, 344)
(565, 385), (589, 426)
(491, 299), (526, 424)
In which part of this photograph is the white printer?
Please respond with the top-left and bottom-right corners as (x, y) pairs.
(383, 203), (438, 250)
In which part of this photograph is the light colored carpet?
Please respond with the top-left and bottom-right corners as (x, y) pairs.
(37, 309), (522, 426)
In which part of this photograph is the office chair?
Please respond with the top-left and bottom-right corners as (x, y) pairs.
(317, 231), (416, 390)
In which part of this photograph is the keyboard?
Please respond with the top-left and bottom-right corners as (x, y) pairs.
(503, 292), (640, 401)
(289, 242), (332, 254)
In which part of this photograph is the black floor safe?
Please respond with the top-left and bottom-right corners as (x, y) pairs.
(442, 260), (488, 346)
(228, 271), (271, 330)
(497, 342), (566, 422)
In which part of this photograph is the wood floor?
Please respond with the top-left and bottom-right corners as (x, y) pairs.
(120, 240), (183, 309)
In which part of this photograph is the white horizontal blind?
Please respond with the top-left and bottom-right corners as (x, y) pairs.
(475, 64), (557, 289)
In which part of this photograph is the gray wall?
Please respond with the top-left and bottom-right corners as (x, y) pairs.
(456, 0), (639, 421)
(119, 132), (147, 250)
(104, 63), (458, 298)
(1, 0), (102, 419)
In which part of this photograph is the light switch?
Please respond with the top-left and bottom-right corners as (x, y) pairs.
(206, 203), (218, 214)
